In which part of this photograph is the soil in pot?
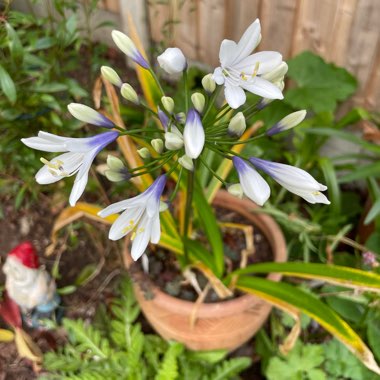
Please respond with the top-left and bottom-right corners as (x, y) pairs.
(132, 207), (274, 303)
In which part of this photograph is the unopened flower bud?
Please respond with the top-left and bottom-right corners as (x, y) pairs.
(112, 30), (149, 69)
(202, 73), (216, 93)
(262, 62), (288, 83)
(178, 155), (194, 171)
(121, 83), (139, 104)
(101, 66), (122, 87)
(176, 112), (186, 124)
(228, 183), (243, 199)
(266, 110), (307, 136)
(161, 96), (174, 114)
(157, 47), (187, 75)
(165, 131), (183, 151)
(105, 155), (130, 182)
(228, 112), (246, 137)
(67, 103), (114, 128)
(151, 138), (164, 154)
(107, 155), (124, 171)
(191, 92), (205, 114)
(137, 147), (151, 159)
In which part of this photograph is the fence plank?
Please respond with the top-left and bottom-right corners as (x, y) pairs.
(259, 0), (297, 58)
(173, 0), (199, 60)
(198, 0), (225, 66)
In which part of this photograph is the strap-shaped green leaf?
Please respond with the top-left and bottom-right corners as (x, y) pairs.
(194, 181), (224, 277)
(231, 262), (380, 293)
(236, 276), (380, 375)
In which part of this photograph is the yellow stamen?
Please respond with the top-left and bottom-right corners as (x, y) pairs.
(40, 157), (68, 177)
(312, 191), (321, 196)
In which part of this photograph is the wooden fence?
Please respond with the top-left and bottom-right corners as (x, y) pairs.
(99, 0), (380, 112)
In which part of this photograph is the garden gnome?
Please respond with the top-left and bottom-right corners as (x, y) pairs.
(3, 242), (60, 328)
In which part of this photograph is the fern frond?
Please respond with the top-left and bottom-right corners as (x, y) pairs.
(202, 357), (251, 380)
(63, 319), (111, 359)
(155, 342), (184, 380)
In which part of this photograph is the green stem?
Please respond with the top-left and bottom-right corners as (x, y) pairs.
(148, 68), (165, 97)
(202, 86), (222, 124)
(199, 155), (227, 186)
(169, 166), (183, 202)
(183, 69), (190, 113)
(183, 168), (195, 263)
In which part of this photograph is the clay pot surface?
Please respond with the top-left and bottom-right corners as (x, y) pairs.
(125, 190), (287, 351)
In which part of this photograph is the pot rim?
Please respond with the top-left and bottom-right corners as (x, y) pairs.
(126, 190), (287, 318)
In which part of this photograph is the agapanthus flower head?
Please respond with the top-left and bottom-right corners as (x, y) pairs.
(98, 175), (167, 261)
(249, 157), (330, 204)
(112, 30), (150, 69)
(213, 19), (284, 109)
(68, 103), (114, 128)
(21, 131), (119, 206)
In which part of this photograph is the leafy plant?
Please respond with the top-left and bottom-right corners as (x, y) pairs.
(42, 277), (251, 379)
(0, 1), (110, 206)
(19, 13), (380, 375)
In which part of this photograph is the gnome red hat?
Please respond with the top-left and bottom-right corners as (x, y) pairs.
(8, 242), (39, 269)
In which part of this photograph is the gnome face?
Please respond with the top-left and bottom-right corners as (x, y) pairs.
(3, 242), (56, 311)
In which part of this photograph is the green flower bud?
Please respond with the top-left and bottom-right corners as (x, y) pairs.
(107, 155), (124, 171)
(105, 170), (125, 182)
(228, 183), (243, 199)
(164, 131), (183, 151)
(161, 96), (174, 114)
(121, 83), (139, 104)
(201, 73), (216, 93)
(191, 92), (205, 114)
(101, 66), (122, 87)
(137, 147), (151, 159)
(151, 138), (164, 154)
(178, 155), (194, 171)
(228, 112), (246, 137)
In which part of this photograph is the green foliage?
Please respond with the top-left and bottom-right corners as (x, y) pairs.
(0, 3), (110, 207)
(42, 277), (251, 379)
(324, 340), (380, 380)
(285, 51), (358, 113)
(266, 342), (325, 380)
(265, 339), (380, 380)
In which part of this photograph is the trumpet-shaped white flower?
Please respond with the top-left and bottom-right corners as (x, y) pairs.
(232, 157), (270, 206)
(21, 131), (119, 206)
(249, 157), (330, 204)
(98, 175), (167, 261)
(157, 47), (187, 74)
(183, 109), (205, 159)
(68, 103), (114, 128)
(112, 30), (149, 69)
(213, 19), (284, 109)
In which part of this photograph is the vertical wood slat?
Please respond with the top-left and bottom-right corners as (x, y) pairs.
(224, 0), (260, 41)
(197, 0), (225, 66)
(173, 0), (198, 60)
(344, 0), (380, 105)
(259, 0), (297, 58)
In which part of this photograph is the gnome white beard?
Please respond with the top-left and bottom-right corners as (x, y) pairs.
(3, 256), (56, 311)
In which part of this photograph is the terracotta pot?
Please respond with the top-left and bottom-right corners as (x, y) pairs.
(125, 190), (287, 351)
